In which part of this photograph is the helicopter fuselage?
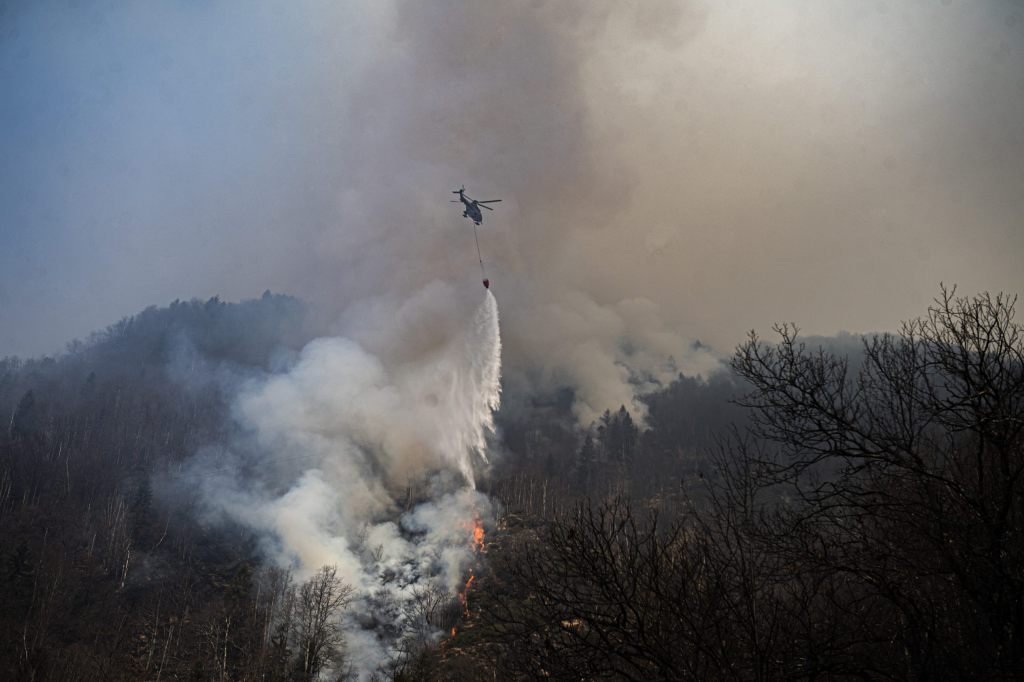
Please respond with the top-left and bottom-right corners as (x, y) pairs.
(462, 198), (483, 225)
(453, 187), (498, 226)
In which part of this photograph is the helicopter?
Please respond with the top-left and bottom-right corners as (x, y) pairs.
(451, 186), (501, 226)
(451, 185), (501, 289)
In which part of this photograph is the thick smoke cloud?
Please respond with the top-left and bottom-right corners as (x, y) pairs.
(165, 288), (501, 675)
(3, 1), (1022, 413)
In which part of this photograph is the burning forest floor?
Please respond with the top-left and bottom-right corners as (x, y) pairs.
(427, 511), (545, 680)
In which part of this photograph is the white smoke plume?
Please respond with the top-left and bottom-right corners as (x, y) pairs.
(503, 289), (722, 425)
(171, 287), (501, 676)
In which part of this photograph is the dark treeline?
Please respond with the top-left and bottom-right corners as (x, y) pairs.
(0, 293), (360, 680)
(471, 287), (1024, 680)
(493, 368), (748, 514)
(2, 287), (1021, 680)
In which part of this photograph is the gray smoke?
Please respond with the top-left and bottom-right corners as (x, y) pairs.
(169, 288), (500, 676)
(6, 0), (1020, 419)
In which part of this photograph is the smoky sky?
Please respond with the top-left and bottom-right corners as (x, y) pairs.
(2, 1), (1022, 388)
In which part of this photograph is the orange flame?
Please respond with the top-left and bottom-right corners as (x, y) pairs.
(461, 514), (486, 553)
(449, 512), (487, 639)
(459, 572), (475, 616)
(472, 520), (485, 553)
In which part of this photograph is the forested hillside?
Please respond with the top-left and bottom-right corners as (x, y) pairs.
(471, 289), (1024, 680)
(2, 288), (1021, 680)
(0, 293), (318, 680)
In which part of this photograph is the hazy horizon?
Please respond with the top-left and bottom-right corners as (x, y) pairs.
(3, 1), (1022, 380)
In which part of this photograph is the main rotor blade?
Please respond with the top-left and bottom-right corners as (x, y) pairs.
(477, 199), (502, 203)
(480, 203), (494, 210)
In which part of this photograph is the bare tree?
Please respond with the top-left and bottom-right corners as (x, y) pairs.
(483, 498), (740, 681)
(732, 286), (1024, 678)
(294, 565), (354, 681)
(480, 287), (1023, 680)
(377, 584), (462, 681)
